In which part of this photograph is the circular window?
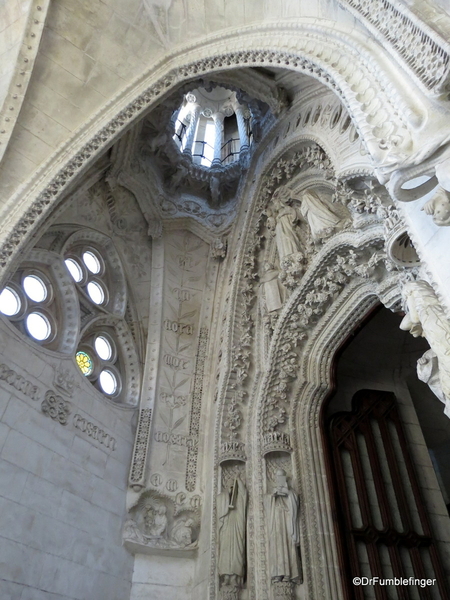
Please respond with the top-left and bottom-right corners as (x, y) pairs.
(95, 335), (113, 361)
(65, 258), (83, 283)
(26, 312), (51, 341)
(76, 351), (94, 376)
(87, 281), (105, 305)
(99, 369), (118, 395)
(23, 274), (47, 303)
(0, 287), (21, 316)
(82, 251), (101, 274)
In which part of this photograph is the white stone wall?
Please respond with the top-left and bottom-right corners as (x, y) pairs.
(0, 0), (32, 111)
(0, 306), (135, 599)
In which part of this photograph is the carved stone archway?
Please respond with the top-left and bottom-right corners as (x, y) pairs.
(250, 269), (398, 600)
(211, 106), (407, 597)
(1, 21), (444, 282)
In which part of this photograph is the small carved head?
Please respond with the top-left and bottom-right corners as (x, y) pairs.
(422, 188), (450, 226)
(275, 468), (288, 488)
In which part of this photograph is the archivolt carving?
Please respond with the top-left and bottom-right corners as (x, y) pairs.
(213, 131), (409, 598)
(0, 0), (51, 163)
(1, 23), (439, 278)
(337, 0), (450, 93)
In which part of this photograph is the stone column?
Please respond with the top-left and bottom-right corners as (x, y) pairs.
(234, 103), (250, 152)
(183, 102), (201, 156)
(212, 111), (225, 166)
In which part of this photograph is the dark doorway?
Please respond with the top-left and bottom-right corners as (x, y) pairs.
(323, 307), (450, 599)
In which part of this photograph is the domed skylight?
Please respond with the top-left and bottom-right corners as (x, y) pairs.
(172, 86), (252, 168)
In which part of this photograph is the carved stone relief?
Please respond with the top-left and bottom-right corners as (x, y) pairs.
(2, 24), (444, 277)
(73, 413), (116, 451)
(338, 0), (450, 93)
(147, 231), (209, 496)
(213, 134), (409, 600)
(0, 362), (41, 401)
(53, 366), (76, 397)
(128, 228), (217, 552)
(123, 490), (199, 555)
(41, 390), (71, 426)
(400, 279), (450, 417)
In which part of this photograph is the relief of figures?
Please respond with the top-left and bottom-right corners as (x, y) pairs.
(260, 262), (284, 314)
(270, 185), (346, 254)
(123, 492), (199, 552)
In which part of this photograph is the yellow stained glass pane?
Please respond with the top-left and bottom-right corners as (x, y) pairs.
(76, 351), (93, 376)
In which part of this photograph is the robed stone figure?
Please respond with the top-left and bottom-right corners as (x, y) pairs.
(217, 477), (247, 587)
(266, 469), (302, 584)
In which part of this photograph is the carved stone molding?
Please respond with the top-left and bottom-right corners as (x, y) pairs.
(186, 327), (208, 492)
(212, 128), (408, 598)
(338, 0), (450, 93)
(1, 23), (438, 277)
(129, 408), (153, 490)
(0, 0), (51, 163)
(272, 580), (295, 600)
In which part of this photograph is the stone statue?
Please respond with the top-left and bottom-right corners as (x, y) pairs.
(421, 156), (450, 226)
(400, 280), (450, 415)
(210, 175), (222, 207)
(148, 131), (168, 155)
(272, 186), (302, 260)
(217, 477), (247, 588)
(211, 237), (227, 260)
(298, 188), (345, 241)
(260, 262), (283, 313)
(417, 349), (450, 416)
(266, 469), (302, 584)
(169, 162), (189, 191)
(271, 186), (345, 258)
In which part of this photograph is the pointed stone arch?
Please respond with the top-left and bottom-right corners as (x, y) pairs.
(0, 22), (432, 281)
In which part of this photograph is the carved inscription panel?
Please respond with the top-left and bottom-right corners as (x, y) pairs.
(148, 231), (209, 495)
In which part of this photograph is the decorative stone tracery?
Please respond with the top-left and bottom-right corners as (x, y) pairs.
(211, 125), (413, 599)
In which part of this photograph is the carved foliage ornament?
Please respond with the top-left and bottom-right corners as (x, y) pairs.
(129, 408), (152, 489)
(214, 131), (400, 600)
(219, 144), (336, 449)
